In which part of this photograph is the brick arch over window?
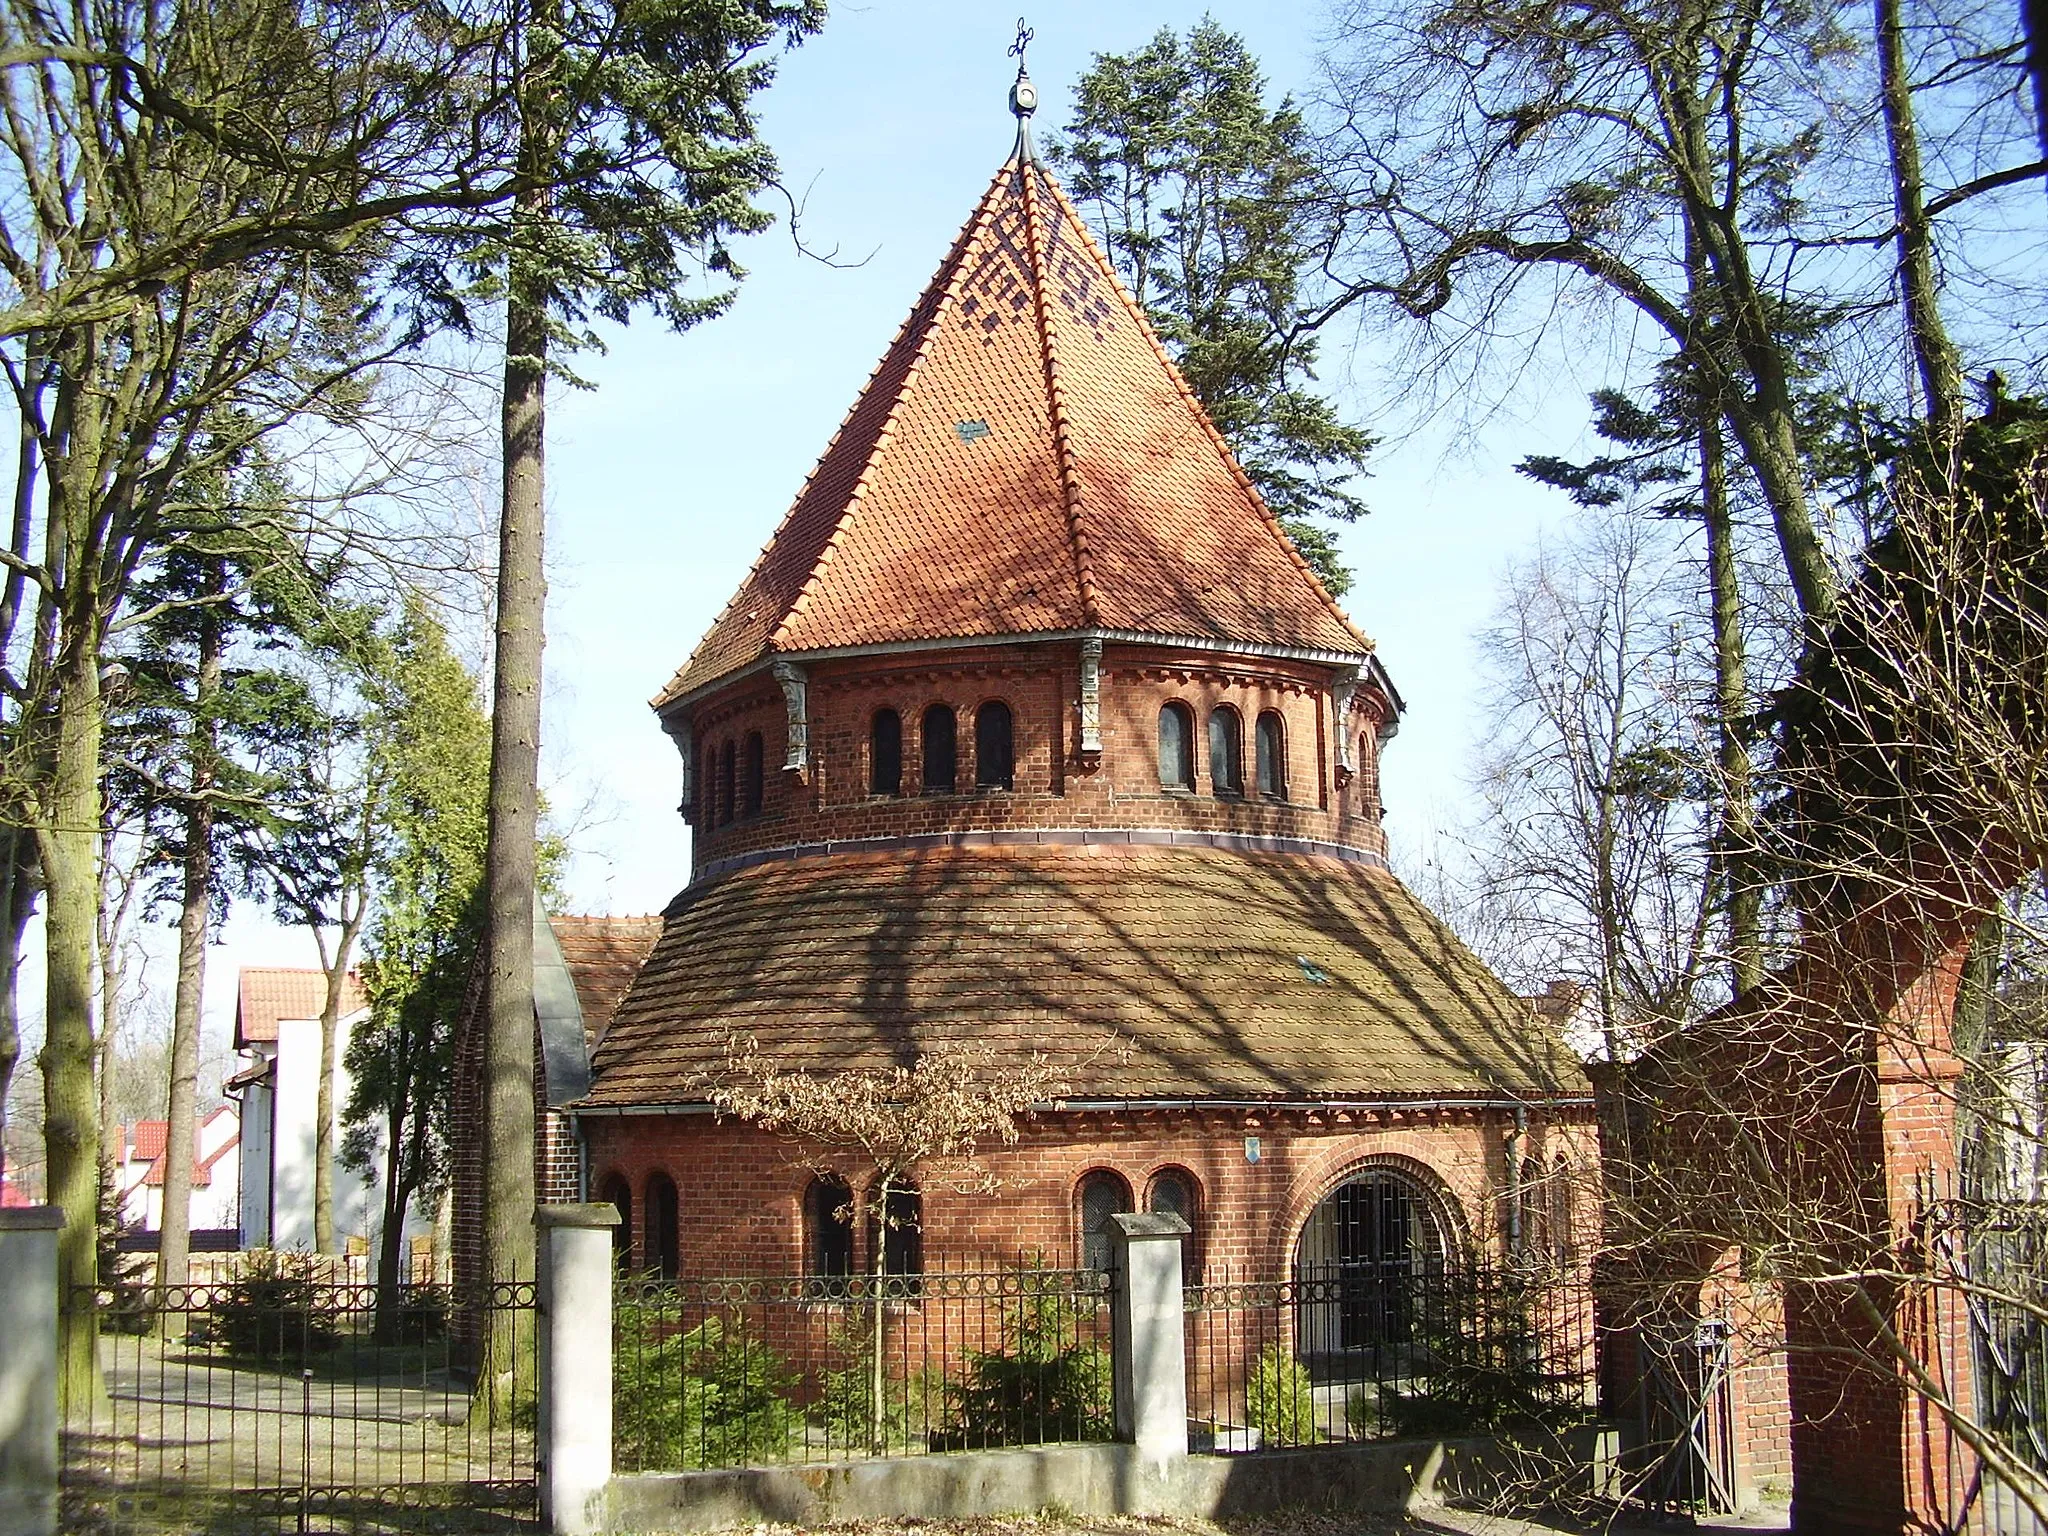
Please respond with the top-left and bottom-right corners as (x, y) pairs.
(1158, 702), (1194, 790)
(920, 705), (956, 795)
(1146, 1165), (1202, 1277)
(1292, 1156), (1465, 1355)
(1291, 1153), (1468, 1272)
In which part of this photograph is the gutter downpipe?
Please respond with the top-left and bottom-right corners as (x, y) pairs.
(1506, 1104), (1528, 1255)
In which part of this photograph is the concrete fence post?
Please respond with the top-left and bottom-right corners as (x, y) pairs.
(0, 1207), (62, 1536)
(1108, 1211), (1190, 1473)
(536, 1203), (618, 1536)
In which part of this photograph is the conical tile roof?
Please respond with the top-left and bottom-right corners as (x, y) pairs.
(655, 155), (1370, 707)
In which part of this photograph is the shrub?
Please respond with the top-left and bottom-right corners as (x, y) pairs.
(812, 1316), (923, 1452)
(932, 1281), (1111, 1450)
(1376, 1281), (1590, 1438)
(1246, 1342), (1320, 1444)
(94, 1159), (152, 1335)
(613, 1304), (796, 1470)
(198, 1250), (342, 1359)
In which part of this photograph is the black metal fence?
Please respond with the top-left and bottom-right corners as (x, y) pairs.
(1183, 1259), (1597, 1452)
(612, 1264), (1113, 1471)
(60, 1266), (537, 1534)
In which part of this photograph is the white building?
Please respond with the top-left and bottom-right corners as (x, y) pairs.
(227, 967), (428, 1253)
(114, 1105), (241, 1237)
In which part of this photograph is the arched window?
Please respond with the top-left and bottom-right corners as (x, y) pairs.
(1208, 707), (1243, 796)
(718, 740), (736, 826)
(806, 1176), (855, 1278)
(598, 1173), (633, 1273)
(697, 748), (713, 822)
(1550, 1155), (1574, 1261)
(870, 709), (902, 796)
(975, 700), (1014, 790)
(645, 1173), (681, 1280)
(1295, 1164), (1456, 1352)
(741, 732), (764, 818)
(1158, 703), (1194, 790)
(1148, 1168), (1200, 1279)
(1518, 1157), (1545, 1257)
(1077, 1170), (1132, 1273)
(921, 705), (956, 795)
(868, 1184), (922, 1278)
(1255, 711), (1286, 799)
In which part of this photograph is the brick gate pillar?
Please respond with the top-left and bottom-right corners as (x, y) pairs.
(1781, 923), (1977, 1536)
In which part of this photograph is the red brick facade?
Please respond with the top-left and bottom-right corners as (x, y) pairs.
(581, 1103), (1599, 1280)
(680, 645), (1391, 879)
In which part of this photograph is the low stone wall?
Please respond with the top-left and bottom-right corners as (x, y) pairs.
(605, 1428), (1624, 1534)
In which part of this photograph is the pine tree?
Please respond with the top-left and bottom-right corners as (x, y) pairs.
(1050, 22), (1374, 597)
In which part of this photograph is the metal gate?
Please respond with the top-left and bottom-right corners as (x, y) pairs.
(1966, 1206), (2048, 1536)
(1637, 1316), (1738, 1515)
(59, 1272), (538, 1534)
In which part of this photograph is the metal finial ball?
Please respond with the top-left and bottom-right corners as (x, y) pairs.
(1010, 76), (1038, 117)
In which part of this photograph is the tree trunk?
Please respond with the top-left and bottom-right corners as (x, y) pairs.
(478, 177), (549, 1412)
(312, 909), (364, 1255)
(0, 830), (35, 1190)
(39, 343), (107, 1421)
(1701, 414), (1761, 991)
(1876, 0), (1963, 432)
(157, 560), (223, 1322)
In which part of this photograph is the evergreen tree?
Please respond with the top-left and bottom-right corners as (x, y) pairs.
(1050, 21), (1373, 597)
(342, 598), (491, 1325)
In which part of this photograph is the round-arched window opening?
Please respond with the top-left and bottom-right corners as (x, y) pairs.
(921, 706), (957, 795)
(1147, 1167), (1200, 1279)
(1208, 707), (1243, 797)
(806, 1175), (855, 1279)
(1077, 1169), (1132, 1273)
(597, 1173), (633, 1273)
(645, 1172), (681, 1280)
(1294, 1165), (1456, 1354)
(1255, 711), (1287, 799)
(1158, 703), (1194, 790)
(871, 708), (903, 796)
(741, 731), (765, 818)
(718, 741), (736, 826)
(975, 700), (1014, 790)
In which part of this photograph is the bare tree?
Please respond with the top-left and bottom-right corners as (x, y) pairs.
(709, 1039), (1071, 1453)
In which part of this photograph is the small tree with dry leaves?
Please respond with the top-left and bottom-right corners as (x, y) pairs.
(708, 1037), (1071, 1453)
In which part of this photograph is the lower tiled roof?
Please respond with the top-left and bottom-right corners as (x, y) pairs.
(584, 845), (1587, 1107)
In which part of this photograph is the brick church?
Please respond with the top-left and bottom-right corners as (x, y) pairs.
(549, 84), (1596, 1290)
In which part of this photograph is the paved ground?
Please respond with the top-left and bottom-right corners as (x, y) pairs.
(615, 1507), (1795, 1536)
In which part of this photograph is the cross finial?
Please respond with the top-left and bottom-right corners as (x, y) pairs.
(1007, 17), (1039, 160)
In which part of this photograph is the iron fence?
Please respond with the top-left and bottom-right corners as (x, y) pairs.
(59, 1268), (537, 1534)
(612, 1263), (1113, 1471)
(1183, 1258), (1597, 1452)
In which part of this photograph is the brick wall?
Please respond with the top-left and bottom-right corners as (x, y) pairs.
(580, 1102), (1599, 1279)
(679, 641), (1393, 877)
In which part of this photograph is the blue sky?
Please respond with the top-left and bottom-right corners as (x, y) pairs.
(203, 0), (1599, 1035)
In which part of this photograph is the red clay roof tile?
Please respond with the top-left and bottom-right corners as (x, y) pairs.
(585, 846), (1586, 1107)
(234, 968), (366, 1047)
(656, 158), (1367, 706)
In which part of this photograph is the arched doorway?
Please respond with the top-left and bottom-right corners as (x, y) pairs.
(1295, 1164), (1455, 1357)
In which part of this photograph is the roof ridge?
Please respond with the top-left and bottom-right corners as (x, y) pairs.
(772, 163), (1016, 650)
(1019, 161), (1103, 627)
(656, 175), (1004, 707)
(1036, 170), (1369, 650)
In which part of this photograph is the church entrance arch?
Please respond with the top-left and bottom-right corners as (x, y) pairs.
(1294, 1163), (1457, 1358)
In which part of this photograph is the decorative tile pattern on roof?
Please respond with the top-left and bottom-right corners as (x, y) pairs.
(586, 845), (1587, 1107)
(656, 159), (1366, 706)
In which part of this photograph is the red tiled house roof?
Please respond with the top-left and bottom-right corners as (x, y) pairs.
(593, 134), (1582, 1113)
(550, 915), (664, 1049)
(656, 154), (1367, 708)
(234, 967), (366, 1047)
(589, 846), (1584, 1107)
